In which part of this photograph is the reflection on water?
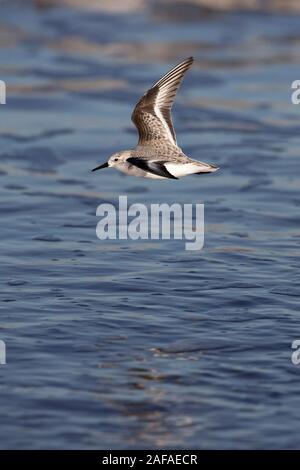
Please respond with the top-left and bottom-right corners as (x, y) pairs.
(1, 0), (300, 450)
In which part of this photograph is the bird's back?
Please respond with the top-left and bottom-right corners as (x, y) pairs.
(132, 143), (189, 163)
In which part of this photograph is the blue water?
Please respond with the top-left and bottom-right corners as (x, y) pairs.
(1, 0), (300, 449)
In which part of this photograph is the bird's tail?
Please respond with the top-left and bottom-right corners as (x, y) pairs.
(195, 162), (219, 174)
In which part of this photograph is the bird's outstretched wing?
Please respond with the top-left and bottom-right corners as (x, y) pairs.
(127, 157), (178, 179)
(131, 57), (194, 148)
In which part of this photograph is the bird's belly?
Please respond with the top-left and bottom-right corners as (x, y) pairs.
(115, 162), (166, 179)
(164, 163), (199, 177)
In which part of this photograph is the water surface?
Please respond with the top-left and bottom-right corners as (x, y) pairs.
(1, 0), (300, 449)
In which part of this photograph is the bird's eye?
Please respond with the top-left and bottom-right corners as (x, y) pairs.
(114, 158), (118, 161)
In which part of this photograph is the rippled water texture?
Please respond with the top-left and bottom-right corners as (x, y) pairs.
(1, 0), (300, 450)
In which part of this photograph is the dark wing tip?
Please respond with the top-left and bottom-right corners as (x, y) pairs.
(184, 56), (194, 69)
(180, 56), (194, 66)
(175, 57), (193, 64)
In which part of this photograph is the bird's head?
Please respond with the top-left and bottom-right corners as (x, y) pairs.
(91, 151), (130, 172)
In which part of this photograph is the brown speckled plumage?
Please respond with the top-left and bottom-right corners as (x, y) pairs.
(132, 57), (193, 148)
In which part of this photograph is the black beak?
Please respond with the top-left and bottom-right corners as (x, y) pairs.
(91, 162), (109, 172)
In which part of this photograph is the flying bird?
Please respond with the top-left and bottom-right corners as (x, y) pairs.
(92, 57), (219, 180)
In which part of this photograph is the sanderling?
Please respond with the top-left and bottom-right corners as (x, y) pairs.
(92, 57), (219, 180)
